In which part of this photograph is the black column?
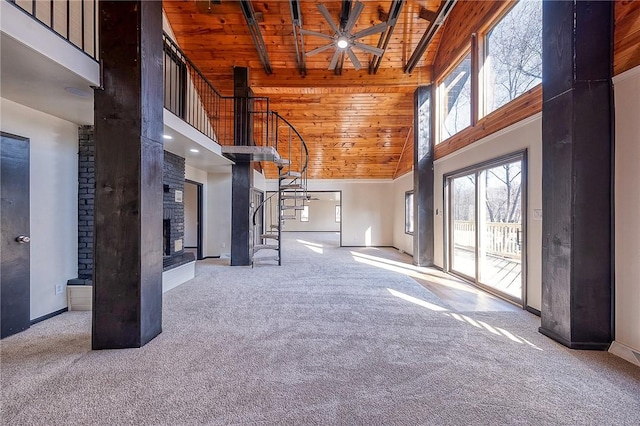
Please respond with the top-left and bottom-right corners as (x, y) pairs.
(93, 1), (163, 349)
(230, 67), (253, 266)
(413, 86), (434, 266)
(539, 1), (614, 350)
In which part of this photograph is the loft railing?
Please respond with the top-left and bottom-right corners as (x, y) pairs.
(163, 33), (235, 145)
(6, 0), (99, 60)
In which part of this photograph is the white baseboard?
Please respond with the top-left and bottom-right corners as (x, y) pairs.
(609, 341), (640, 367)
(162, 261), (196, 293)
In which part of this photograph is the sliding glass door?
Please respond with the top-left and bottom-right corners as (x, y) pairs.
(447, 153), (526, 304)
(450, 174), (476, 279)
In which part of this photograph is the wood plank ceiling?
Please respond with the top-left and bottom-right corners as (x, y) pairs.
(163, 0), (442, 179)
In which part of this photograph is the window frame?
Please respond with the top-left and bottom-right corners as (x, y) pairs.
(436, 49), (473, 144)
(405, 191), (414, 235)
(479, 0), (543, 118)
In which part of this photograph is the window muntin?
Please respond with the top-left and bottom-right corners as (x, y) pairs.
(484, 0), (542, 115)
(439, 53), (472, 142)
(405, 191), (414, 235)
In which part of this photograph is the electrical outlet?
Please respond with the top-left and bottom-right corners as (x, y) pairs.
(55, 284), (64, 295)
(221, 242), (226, 248)
(533, 209), (543, 220)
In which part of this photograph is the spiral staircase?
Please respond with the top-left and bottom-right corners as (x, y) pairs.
(222, 110), (309, 266)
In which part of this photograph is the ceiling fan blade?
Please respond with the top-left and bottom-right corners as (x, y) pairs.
(353, 22), (388, 39)
(328, 49), (341, 70)
(346, 48), (362, 71)
(318, 3), (340, 34)
(344, 1), (365, 33)
(352, 41), (385, 57)
(299, 28), (334, 41)
(306, 43), (336, 57)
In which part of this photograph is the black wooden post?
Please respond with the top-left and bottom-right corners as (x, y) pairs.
(230, 67), (253, 266)
(93, 1), (164, 349)
(413, 85), (435, 266)
(539, 0), (614, 349)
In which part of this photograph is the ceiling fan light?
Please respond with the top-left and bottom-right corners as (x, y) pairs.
(336, 37), (349, 49)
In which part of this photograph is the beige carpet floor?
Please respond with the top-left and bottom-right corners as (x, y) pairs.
(1, 232), (639, 425)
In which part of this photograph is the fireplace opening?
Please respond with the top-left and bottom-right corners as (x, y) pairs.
(163, 219), (171, 256)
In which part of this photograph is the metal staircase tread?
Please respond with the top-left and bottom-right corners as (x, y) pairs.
(260, 233), (279, 240)
(280, 184), (304, 189)
(281, 205), (305, 210)
(254, 244), (278, 251)
(281, 214), (297, 219)
(274, 158), (291, 166)
(253, 255), (280, 263)
(280, 171), (302, 179)
(281, 194), (307, 200)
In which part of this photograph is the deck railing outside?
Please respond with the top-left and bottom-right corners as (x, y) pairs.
(453, 220), (521, 259)
(7, 0), (99, 60)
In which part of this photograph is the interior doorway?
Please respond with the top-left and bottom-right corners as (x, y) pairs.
(445, 152), (526, 305)
(1, 132), (31, 338)
(265, 190), (342, 245)
(184, 180), (203, 260)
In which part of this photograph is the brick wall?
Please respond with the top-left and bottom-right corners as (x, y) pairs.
(163, 151), (185, 258)
(73, 126), (187, 282)
(78, 126), (94, 280)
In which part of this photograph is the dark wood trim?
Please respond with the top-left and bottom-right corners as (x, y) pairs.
(526, 306), (541, 317)
(31, 308), (68, 325)
(185, 179), (203, 260)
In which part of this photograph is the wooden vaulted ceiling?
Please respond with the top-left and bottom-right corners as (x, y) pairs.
(163, 0), (442, 179)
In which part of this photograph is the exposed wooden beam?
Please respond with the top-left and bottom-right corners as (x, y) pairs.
(239, 0), (273, 75)
(405, 0), (457, 74)
(289, 0), (306, 75)
(418, 6), (437, 22)
(369, 0), (405, 75)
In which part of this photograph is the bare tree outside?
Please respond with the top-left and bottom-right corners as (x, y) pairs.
(485, 0), (543, 114)
(484, 162), (522, 224)
(441, 54), (472, 139)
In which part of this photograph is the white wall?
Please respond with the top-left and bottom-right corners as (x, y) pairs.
(266, 179), (394, 246)
(206, 172), (232, 257)
(280, 199), (340, 232)
(392, 172), (414, 255)
(433, 114), (543, 310)
(1, 98), (78, 319)
(613, 65), (640, 355)
(184, 182), (198, 247)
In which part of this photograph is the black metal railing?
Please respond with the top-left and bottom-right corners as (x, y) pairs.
(6, 0), (99, 60)
(163, 33), (236, 145)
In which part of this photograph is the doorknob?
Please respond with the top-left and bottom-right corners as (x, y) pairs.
(15, 235), (30, 243)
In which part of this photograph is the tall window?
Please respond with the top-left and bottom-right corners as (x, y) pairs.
(439, 53), (472, 142)
(484, 0), (542, 115)
(405, 191), (414, 234)
(300, 205), (309, 222)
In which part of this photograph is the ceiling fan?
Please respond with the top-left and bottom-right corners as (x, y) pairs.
(300, 1), (387, 71)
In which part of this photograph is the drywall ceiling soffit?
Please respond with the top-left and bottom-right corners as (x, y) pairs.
(0, 33), (95, 125)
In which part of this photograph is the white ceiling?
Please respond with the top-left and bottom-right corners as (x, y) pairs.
(0, 33), (95, 125)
